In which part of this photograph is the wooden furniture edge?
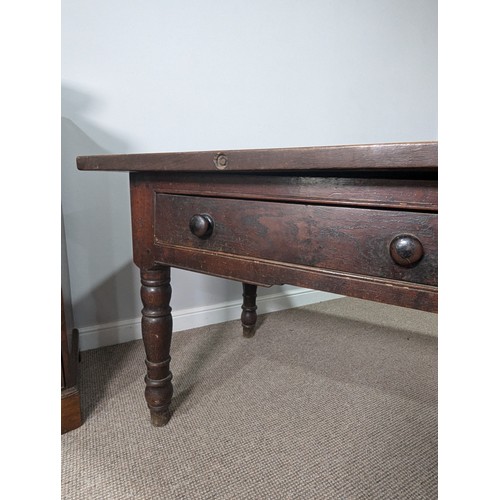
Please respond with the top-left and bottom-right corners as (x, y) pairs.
(61, 328), (82, 434)
(77, 141), (438, 172)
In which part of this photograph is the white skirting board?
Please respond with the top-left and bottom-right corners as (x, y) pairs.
(78, 289), (342, 351)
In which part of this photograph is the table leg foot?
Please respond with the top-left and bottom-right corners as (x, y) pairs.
(241, 283), (258, 337)
(150, 409), (171, 427)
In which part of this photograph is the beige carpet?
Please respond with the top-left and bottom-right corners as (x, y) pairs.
(61, 297), (438, 499)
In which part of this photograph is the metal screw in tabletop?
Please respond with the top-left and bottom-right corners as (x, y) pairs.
(214, 153), (228, 170)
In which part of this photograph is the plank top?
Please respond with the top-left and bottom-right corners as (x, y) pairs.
(77, 141), (437, 173)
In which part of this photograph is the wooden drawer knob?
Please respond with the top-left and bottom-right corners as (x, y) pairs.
(389, 234), (424, 267)
(189, 214), (214, 239)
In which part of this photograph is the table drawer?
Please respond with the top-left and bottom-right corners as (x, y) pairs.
(154, 194), (437, 286)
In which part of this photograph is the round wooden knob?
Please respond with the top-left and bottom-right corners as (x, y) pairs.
(189, 214), (214, 239)
(389, 234), (424, 267)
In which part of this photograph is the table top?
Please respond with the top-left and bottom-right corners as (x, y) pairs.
(77, 141), (437, 173)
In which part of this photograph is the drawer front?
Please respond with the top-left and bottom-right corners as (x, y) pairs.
(154, 194), (437, 286)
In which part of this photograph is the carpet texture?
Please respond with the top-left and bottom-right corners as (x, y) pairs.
(61, 297), (438, 499)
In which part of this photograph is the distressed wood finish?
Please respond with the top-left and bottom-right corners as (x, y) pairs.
(154, 194), (437, 287)
(132, 172), (438, 212)
(77, 141), (437, 173)
(77, 141), (438, 426)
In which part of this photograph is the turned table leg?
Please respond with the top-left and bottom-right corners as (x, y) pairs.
(241, 283), (258, 338)
(140, 267), (173, 426)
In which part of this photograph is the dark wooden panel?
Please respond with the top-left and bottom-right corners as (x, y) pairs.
(137, 172), (437, 211)
(78, 142), (437, 173)
(154, 194), (437, 286)
(130, 175), (156, 270)
(61, 387), (82, 434)
(152, 245), (437, 313)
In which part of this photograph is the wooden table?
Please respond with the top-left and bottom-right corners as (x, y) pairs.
(77, 141), (438, 427)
